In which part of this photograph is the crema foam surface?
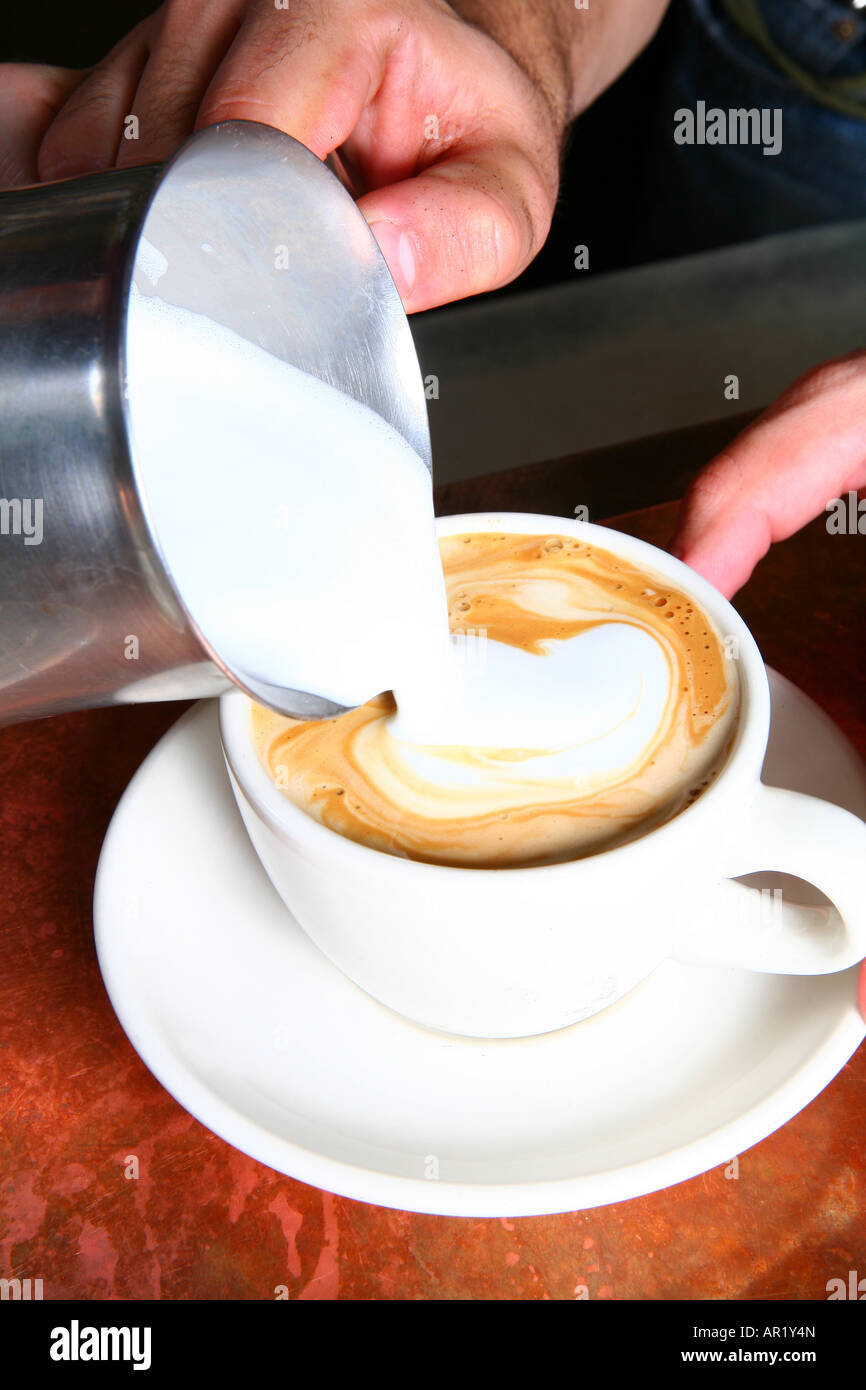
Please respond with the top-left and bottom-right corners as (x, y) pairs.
(252, 533), (740, 867)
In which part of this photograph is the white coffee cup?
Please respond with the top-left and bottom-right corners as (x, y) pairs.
(219, 512), (866, 1038)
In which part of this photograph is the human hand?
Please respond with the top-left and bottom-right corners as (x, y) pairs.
(670, 352), (866, 1021)
(670, 351), (866, 596)
(0, 0), (567, 312)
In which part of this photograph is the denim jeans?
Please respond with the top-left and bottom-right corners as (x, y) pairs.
(634, 0), (866, 261)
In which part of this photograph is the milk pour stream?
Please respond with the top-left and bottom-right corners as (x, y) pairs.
(125, 283), (450, 714)
(125, 287), (673, 781)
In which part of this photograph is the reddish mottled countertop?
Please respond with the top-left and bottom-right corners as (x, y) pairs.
(0, 499), (863, 1300)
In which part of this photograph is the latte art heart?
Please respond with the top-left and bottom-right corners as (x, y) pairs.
(252, 533), (739, 867)
(387, 622), (671, 772)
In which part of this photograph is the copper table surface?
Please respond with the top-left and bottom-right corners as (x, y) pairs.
(1, 496), (863, 1301)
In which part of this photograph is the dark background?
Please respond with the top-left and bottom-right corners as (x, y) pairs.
(1, 0), (158, 67)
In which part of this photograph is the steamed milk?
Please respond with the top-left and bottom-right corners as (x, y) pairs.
(125, 286), (450, 711)
(126, 291), (738, 866)
(253, 535), (739, 867)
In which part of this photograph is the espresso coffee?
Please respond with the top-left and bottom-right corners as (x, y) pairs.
(250, 532), (739, 867)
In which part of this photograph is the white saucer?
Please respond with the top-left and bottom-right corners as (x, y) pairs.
(93, 670), (866, 1217)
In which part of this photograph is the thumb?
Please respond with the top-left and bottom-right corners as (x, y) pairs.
(360, 143), (552, 313)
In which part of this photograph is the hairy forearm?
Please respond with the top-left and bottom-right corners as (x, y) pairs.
(449, 0), (672, 128)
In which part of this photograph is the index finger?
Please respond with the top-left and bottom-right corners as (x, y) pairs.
(0, 63), (86, 187)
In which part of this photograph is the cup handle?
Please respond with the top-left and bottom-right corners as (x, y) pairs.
(673, 785), (866, 973)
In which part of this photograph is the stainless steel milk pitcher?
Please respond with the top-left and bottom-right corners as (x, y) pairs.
(0, 120), (431, 726)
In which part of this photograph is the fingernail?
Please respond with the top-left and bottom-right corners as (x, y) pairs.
(369, 221), (416, 299)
